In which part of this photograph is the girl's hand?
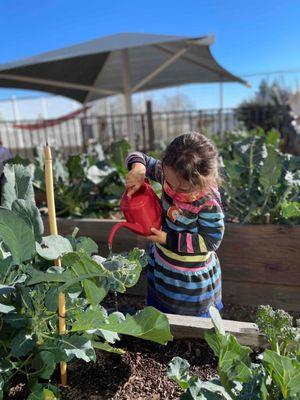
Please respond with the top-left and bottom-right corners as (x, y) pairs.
(126, 163), (146, 197)
(147, 228), (167, 244)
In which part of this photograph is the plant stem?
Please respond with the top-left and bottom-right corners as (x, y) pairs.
(8, 354), (33, 380)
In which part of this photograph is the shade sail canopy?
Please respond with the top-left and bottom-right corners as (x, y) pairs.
(0, 32), (247, 103)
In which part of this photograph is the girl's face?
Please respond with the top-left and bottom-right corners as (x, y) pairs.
(163, 166), (203, 203)
(163, 166), (198, 193)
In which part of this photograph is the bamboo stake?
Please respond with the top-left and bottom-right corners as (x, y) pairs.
(44, 144), (67, 385)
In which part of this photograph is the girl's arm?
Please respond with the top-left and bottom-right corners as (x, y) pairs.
(166, 198), (225, 254)
(126, 152), (163, 184)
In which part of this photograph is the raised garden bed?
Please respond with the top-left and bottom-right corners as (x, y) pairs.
(45, 218), (300, 311)
(7, 337), (218, 400)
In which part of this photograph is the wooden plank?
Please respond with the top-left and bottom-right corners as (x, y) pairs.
(167, 314), (267, 347)
(219, 224), (300, 286)
(223, 280), (300, 310)
(48, 220), (300, 285)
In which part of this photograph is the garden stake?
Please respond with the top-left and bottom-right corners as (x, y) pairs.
(44, 144), (67, 386)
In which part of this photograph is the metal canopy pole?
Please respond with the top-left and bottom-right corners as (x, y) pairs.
(12, 95), (24, 148)
(131, 47), (189, 93)
(0, 73), (117, 96)
(219, 80), (224, 140)
(122, 49), (134, 147)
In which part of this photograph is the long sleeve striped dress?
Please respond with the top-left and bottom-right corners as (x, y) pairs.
(126, 152), (225, 317)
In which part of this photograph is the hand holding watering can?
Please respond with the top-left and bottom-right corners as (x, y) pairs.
(108, 163), (164, 250)
(125, 162), (147, 198)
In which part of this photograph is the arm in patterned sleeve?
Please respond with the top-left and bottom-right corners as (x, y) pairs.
(166, 197), (225, 254)
(125, 151), (163, 184)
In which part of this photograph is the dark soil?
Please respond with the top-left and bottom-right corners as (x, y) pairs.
(58, 337), (217, 400)
(6, 337), (217, 400)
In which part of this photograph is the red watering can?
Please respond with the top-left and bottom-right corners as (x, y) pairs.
(108, 179), (162, 249)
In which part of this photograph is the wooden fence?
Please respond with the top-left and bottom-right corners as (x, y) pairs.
(44, 219), (300, 311)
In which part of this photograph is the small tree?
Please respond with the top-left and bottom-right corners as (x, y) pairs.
(237, 80), (300, 154)
(237, 80), (289, 131)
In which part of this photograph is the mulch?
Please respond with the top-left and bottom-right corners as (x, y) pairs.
(6, 293), (299, 400)
(58, 337), (217, 400)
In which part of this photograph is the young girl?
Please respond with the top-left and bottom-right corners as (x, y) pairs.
(125, 132), (224, 317)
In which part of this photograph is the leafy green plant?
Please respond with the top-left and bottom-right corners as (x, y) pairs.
(5, 139), (130, 218)
(221, 128), (300, 224)
(0, 164), (172, 399)
(167, 356), (230, 399)
(5, 132), (300, 224)
(168, 306), (300, 399)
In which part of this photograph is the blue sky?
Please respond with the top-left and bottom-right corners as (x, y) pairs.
(0, 0), (299, 118)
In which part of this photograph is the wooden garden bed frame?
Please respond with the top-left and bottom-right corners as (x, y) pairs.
(166, 314), (266, 347)
(43, 218), (299, 347)
(44, 218), (300, 311)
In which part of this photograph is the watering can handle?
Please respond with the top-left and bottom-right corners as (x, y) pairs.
(125, 178), (150, 197)
(108, 221), (145, 248)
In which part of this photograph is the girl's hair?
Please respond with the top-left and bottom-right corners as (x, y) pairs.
(162, 132), (221, 193)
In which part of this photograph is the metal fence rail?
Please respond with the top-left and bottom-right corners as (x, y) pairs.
(0, 106), (281, 159)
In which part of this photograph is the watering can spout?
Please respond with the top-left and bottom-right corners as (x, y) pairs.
(108, 221), (145, 248)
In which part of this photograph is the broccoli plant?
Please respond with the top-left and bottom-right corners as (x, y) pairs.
(221, 129), (300, 224)
(168, 306), (300, 400)
(256, 305), (299, 357)
(0, 164), (172, 399)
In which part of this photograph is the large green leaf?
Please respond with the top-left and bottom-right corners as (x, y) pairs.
(75, 237), (98, 255)
(44, 287), (59, 311)
(4, 313), (28, 328)
(110, 139), (131, 175)
(32, 351), (56, 379)
(63, 251), (103, 275)
(209, 306), (225, 335)
(82, 279), (107, 305)
(59, 335), (96, 362)
(259, 145), (282, 191)
(237, 366), (269, 400)
(26, 262), (104, 288)
(61, 251), (142, 298)
(0, 303), (15, 313)
(1, 164), (35, 208)
(66, 154), (83, 181)
(86, 165), (115, 184)
(0, 208), (36, 264)
(101, 251), (143, 291)
(168, 357), (231, 399)
(53, 155), (69, 183)
(182, 379), (232, 400)
(262, 349), (300, 398)
(281, 201), (300, 219)
(72, 307), (172, 345)
(91, 341), (125, 355)
(71, 308), (106, 331)
(26, 265), (73, 285)
(12, 199), (44, 242)
(205, 330), (252, 384)
(10, 329), (37, 357)
(167, 356), (191, 390)
(36, 235), (73, 260)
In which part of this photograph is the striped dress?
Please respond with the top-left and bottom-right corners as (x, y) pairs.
(126, 152), (225, 317)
